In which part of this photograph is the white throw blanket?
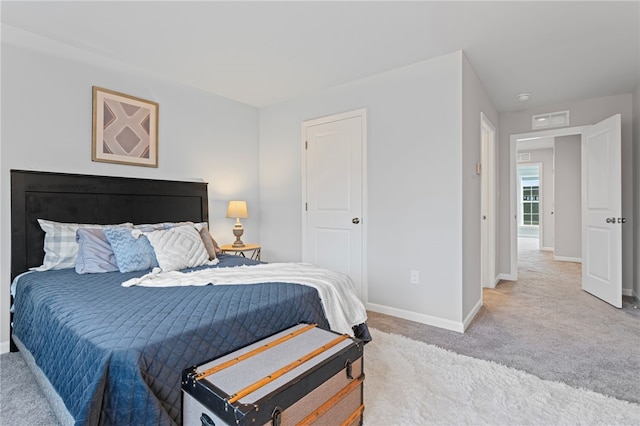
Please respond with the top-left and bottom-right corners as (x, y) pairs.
(122, 263), (367, 337)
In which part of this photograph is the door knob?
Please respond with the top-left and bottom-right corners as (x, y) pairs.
(618, 217), (627, 224)
(352, 217), (360, 224)
(605, 217), (616, 223)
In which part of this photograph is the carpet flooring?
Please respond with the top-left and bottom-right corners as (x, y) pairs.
(1, 239), (638, 424)
(0, 350), (58, 425)
(364, 328), (640, 425)
(367, 237), (640, 405)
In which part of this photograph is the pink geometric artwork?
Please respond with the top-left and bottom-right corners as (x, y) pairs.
(92, 86), (158, 167)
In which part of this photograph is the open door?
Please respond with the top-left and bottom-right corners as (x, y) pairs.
(581, 114), (622, 308)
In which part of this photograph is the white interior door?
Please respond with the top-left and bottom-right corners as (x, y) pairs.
(302, 110), (365, 301)
(581, 114), (622, 308)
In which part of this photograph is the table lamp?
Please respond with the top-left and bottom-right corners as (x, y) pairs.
(226, 200), (248, 247)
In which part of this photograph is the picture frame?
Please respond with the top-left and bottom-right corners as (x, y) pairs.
(92, 86), (159, 167)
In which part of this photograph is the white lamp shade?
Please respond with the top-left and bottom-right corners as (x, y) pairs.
(226, 200), (248, 219)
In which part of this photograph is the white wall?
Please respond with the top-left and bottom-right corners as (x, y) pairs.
(498, 94), (634, 293)
(260, 51), (468, 330)
(461, 54), (499, 322)
(0, 42), (3, 351)
(554, 135), (581, 261)
(0, 35), (260, 348)
(634, 84), (640, 300)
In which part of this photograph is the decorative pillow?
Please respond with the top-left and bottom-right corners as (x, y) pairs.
(136, 221), (193, 230)
(33, 219), (132, 271)
(206, 227), (223, 255)
(133, 223), (167, 232)
(144, 225), (211, 272)
(104, 228), (158, 273)
(196, 223), (219, 260)
(154, 221), (220, 259)
(75, 228), (119, 274)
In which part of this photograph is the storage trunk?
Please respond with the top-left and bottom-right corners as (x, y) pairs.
(182, 323), (364, 425)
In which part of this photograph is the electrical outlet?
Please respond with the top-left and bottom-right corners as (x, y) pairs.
(410, 270), (419, 285)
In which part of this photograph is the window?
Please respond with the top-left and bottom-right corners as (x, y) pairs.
(532, 110), (570, 129)
(521, 177), (539, 225)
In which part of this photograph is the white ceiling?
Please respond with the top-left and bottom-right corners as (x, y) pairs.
(2, 1), (639, 111)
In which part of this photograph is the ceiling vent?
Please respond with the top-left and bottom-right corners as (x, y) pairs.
(532, 110), (570, 130)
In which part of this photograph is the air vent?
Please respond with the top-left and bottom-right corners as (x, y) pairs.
(532, 110), (569, 130)
(517, 153), (531, 162)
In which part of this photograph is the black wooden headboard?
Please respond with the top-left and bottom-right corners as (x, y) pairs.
(10, 170), (209, 279)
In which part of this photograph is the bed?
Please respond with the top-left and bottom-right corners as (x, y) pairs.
(9, 170), (369, 426)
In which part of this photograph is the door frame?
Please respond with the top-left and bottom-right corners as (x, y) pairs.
(516, 162), (543, 246)
(300, 108), (368, 303)
(481, 113), (497, 289)
(508, 125), (589, 280)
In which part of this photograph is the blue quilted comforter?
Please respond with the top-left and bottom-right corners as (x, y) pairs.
(12, 255), (330, 425)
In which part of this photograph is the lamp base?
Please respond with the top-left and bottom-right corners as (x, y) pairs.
(232, 225), (245, 248)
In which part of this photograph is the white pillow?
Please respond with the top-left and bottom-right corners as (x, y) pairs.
(137, 221), (219, 260)
(33, 219), (132, 271)
(143, 225), (212, 272)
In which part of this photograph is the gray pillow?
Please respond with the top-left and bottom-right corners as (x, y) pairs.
(75, 228), (119, 274)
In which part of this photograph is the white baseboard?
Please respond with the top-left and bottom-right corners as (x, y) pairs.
(463, 298), (483, 331)
(540, 247), (554, 252)
(498, 273), (517, 282)
(553, 255), (582, 263)
(622, 288), (633, 297)
(0, 340), (9, 354)
(366, 303), (465, 333)
(482, 275), (502, 289)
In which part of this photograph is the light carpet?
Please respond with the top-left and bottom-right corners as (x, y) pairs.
(363, 328), (640, 425)
(2, 328), (640, 425)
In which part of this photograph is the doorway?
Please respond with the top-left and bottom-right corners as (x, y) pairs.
(481, 113), (496, 289)
(508, 126), (588, 281)
(516, 163), (541, 247)
(508, 116), (623, 308)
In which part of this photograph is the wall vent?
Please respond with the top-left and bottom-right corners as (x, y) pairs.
(532, 110), (570, 130)
(517, 153), (531, 162)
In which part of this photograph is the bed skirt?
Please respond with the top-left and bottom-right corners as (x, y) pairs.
(13, 334), (74, 426)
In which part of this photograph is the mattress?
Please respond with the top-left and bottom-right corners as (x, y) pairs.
(11, 255), (331, 425)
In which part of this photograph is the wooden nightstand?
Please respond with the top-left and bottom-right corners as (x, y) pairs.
(220, 244), (261, 261)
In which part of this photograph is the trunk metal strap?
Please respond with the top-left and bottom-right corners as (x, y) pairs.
(227, 333), (351, 404)
(196, 323), (317, 381)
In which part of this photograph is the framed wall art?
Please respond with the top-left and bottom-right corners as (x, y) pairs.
(92, 86), (159, 167)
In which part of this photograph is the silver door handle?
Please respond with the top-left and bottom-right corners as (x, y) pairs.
(618, 217), (626, 224)
(352, 217), (360, 224)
